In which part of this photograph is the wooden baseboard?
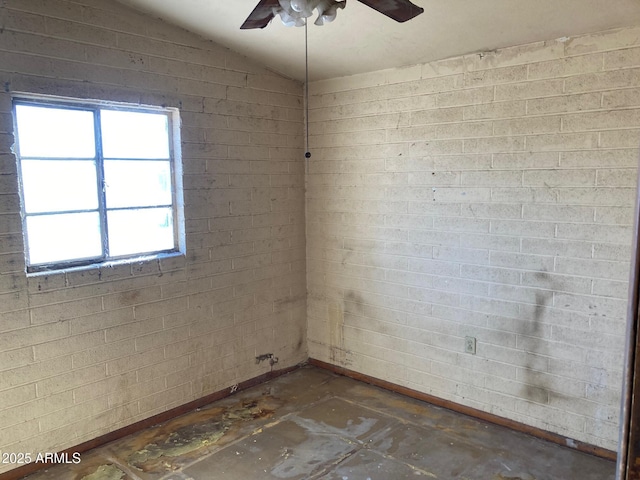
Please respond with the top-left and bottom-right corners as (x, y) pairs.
(309, 358), (618, 462)
(0, 365), (300, 480)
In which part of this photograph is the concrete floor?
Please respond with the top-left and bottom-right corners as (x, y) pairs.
(20, 365), (616, 480)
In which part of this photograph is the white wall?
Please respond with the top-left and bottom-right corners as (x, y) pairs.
(306, 27), (640, 451)
(0, 0), (306, 473)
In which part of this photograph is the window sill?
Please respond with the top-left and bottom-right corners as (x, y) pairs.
(26, 251), (185, 278)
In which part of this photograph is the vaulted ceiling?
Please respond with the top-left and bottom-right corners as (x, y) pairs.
(116, 0), (640, 81)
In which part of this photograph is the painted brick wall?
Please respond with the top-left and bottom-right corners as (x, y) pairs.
(306, 27), (640, 451)
(0, 0), (306, 473)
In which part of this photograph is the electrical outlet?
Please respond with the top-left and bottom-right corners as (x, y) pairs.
(464, 336), (476, 355)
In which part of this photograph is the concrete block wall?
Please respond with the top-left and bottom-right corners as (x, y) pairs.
(0, 0), (306, 473)
(306, 27), (640, 451)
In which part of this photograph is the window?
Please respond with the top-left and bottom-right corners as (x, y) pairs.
(12, 96), (184, 273)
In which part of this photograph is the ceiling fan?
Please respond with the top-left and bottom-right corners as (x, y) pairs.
(241, 0), (424, 29)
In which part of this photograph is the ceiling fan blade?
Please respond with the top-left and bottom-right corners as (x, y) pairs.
(241, 0), (280, 29)
(356, 0), (424, 22)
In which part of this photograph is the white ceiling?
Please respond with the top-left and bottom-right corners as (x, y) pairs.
(116, 0), (640, 82)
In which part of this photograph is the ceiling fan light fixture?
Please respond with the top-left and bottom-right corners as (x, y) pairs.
(280, 12), (306, 26)
(276, 7), (305, 26)
(274, 0), (345, 27)
(314, 0), (346, 25)
(290, 0), (315, 14)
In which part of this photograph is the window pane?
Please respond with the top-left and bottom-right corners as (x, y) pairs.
(108, 208), (174, 257)
(104, 160), (172, 209)
(101, 110), (170, 159)
(21, 160), (98, 214)
(15, 105), (95, 158)
(26, 212), (102, 265)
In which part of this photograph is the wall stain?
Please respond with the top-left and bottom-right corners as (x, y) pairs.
(120, 289), (141, 305)
(327, 291), (362, 367)
(331, 291), (363, 366)
(519, 272), (568, 404)
(328, 298), (346, 365)
(274, 293), (306, 309)
(345, 290), (363, 308)
(522, 290), (550, 403)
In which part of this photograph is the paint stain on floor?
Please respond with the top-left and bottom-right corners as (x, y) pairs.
(495, 475), (536, 480)
(123, 398), (277, 474)
(80, 465), (126, 480)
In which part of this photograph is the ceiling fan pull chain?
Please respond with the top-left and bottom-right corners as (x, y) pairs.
(305, 18), (311, 166)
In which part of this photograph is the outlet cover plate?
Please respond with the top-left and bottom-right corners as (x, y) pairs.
(465, 336), (476, 354)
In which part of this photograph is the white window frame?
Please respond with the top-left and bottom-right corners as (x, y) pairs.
(12, 94), (185, 274)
